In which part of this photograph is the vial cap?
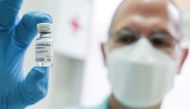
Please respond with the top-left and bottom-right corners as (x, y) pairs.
(37, 23), (53, 33)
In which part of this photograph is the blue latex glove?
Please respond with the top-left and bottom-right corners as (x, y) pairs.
(0, 0), (53, 108)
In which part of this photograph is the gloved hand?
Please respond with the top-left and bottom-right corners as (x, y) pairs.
(0, 0), (53, 109)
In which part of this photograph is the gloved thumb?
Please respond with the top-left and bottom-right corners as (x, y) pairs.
(21, 67), (49, 105)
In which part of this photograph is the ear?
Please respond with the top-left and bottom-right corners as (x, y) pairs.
(100, 43), (107, 66)
(178, 48), (189, 74)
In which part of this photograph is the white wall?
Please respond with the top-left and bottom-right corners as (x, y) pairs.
(80, 0), (122, 106)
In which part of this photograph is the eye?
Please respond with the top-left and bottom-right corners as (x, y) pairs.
(115, 29), (139, 44)
(117, 35), (137, 44)
(150, 32), (172, 48)
(151, 37), (166, 47)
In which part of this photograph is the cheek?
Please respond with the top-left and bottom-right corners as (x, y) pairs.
(166, 47), (183, 71)
(108, 39), (127, 52)
(156, 46), (179, 59)
(154, 47), (182, 74)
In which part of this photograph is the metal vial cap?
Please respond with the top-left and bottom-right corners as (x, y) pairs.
(37, 23), (53, 33)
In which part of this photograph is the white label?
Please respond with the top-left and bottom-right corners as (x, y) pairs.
(35, 40), (53, 64)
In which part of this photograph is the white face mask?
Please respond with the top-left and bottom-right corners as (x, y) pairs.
(107, 38), (178, 108)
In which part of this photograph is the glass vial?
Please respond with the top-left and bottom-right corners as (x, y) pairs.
(36, 23), (53, 67)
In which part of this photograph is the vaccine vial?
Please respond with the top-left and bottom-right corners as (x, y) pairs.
(36, 23), (53, 67)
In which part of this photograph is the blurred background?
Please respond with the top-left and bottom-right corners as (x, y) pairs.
(19, 0), (190, 109)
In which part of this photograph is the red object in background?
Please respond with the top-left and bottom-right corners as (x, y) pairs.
(70, 17), (80, 32)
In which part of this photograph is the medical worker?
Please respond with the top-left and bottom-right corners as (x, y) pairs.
(0, 0), (188, 109)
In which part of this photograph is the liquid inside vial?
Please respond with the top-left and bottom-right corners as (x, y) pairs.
(36, 23), (53, 67)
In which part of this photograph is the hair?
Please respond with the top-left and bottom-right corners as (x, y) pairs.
(108, 0), (181, 37)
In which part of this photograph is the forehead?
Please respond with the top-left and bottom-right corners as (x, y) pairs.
(111, 0), (181, 39)
(119, 0), (169, 18)
(112, 0), (174, 30)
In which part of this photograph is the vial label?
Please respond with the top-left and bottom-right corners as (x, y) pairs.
(36, 41), (53, 67)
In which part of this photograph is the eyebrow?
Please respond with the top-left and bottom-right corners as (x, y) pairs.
(153, 28), (179, 42)
(154, 29), (171, 36)
(110, 27), (138, 37)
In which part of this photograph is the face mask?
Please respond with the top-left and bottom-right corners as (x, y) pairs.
(107, 38), (178, 108)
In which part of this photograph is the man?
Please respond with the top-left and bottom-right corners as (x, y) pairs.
(0, 0), (188, 109)
(66, 0), (188, 109)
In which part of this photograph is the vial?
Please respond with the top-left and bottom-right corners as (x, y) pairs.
(36, 23), (53, 67)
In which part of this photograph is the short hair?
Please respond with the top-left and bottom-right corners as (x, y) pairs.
(108, 0), (181, 37)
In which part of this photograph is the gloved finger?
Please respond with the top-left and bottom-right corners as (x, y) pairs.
(0, 0), (23, 30)
(20, 67), (49, 105)
(15, 12), (53, 48)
